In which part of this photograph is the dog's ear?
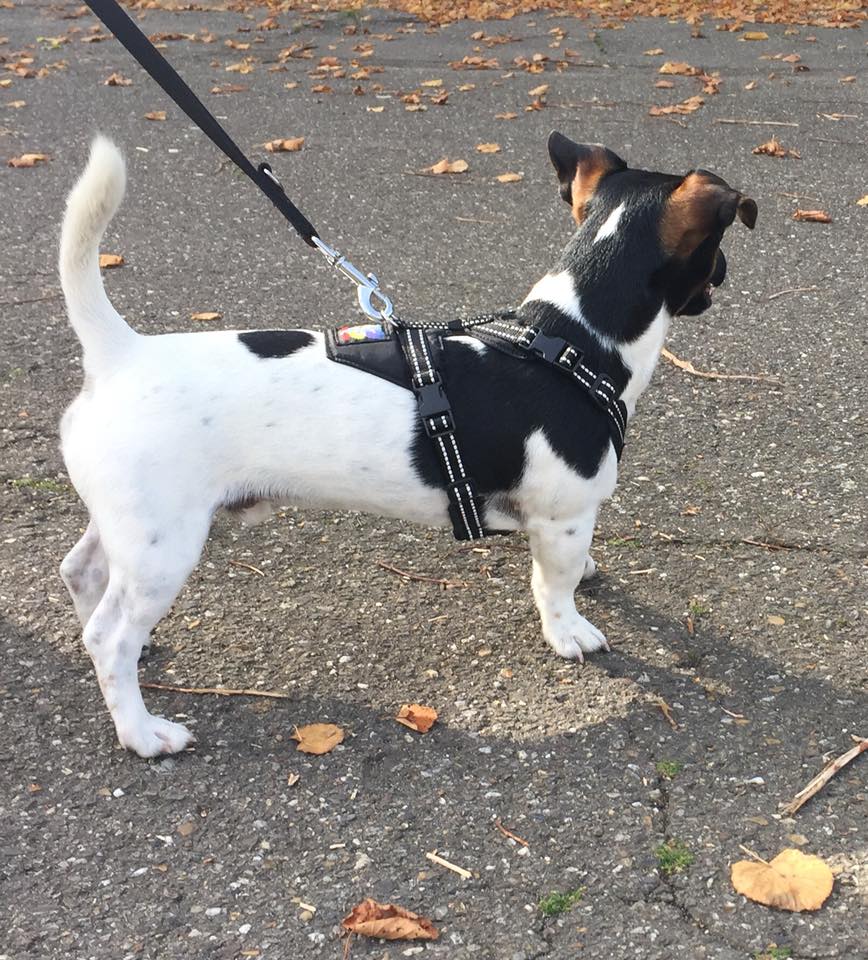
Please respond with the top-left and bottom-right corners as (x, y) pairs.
(661, 171), (757, 257)
(547, 131), (627, 224)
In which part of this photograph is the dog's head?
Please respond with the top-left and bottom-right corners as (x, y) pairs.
(548, 131), (757, 326)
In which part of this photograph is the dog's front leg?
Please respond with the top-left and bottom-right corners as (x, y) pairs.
(528, 510), (608, 661)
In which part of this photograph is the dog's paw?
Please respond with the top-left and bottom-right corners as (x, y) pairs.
(581, 555), (597, 581)
(118, 714), (195, 758)
(544, 613), (609, 662)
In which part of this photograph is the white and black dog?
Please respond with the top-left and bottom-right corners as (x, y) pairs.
(58, 133), (756, 757)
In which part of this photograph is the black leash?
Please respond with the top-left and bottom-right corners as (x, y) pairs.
(83, 0), (318, 246)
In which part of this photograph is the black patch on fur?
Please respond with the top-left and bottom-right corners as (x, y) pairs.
(239, 330), (314, 359)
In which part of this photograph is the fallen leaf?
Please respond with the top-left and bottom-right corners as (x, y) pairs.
(144, 110), (166, 121)
(458, 83), (475, 91)
(496, 171), (524, 183)
(792, 209), (832, 223)
(495, 111), (518, 120)
(649, 95), (704, 116)
(740, 31), (769, 41)
(99, 253), (124, 269)
(7, 152), (49, 167)
(190, 311), (222, 321)
(767, 615), (785, 626)
(731, 848), (834, 911)
(311, 84), (332, 94)
(395, 703), (438, 733)
(429, 89), (449, 105)
(839, 75), (856, 84)
(753, 137), (800, 159)
(476, 142), (501, 153)
(212, 83), (248, 94)
(744, 79), (759, 90)
(528, 83), (549, 96)
(367, 105), (385, 112)
(292, 722), (344, 755)
(421, 78), (443, 87)
(6, 99), (25, 108)
(342, 899), (439, 941)
(644, 48), (664, 55)
(857, 195), (868, 206)
(655, 79), (674, 88)
(264, 137), (305, 152)
(659, 61), (701, 76)
(104, 71), (131, 86)
(425, 157), (468, 175)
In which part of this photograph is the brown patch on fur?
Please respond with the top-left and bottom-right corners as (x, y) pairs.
(660, 172), (720, 257)
(661, 172), (757, 256)
(570, 147), (621, 224)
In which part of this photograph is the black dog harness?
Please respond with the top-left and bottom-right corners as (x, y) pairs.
(326, 313), (629, 540)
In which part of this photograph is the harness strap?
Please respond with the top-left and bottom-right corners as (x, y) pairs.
(394, 327), (487, 541)
(479, 319), (629, 458)
(83, 0), (318, 246)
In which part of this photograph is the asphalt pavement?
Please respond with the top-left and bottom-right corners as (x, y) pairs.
(1, 2), (866, 959)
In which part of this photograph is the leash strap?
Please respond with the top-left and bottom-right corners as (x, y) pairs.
(394, 326), (487, 541)
(82, 0), (318, 246)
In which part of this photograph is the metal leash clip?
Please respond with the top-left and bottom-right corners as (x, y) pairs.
(311, 236), (394, 322)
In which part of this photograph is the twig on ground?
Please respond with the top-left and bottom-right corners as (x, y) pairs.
(376, 559), (467, 588)
(141, 682), (289, 699)
(714, 118), (798, 127)
(495, 819), (529, 847)
(765, 285), (819, 302)
(721, 707), (747, 720)
(780, 736), (868, 816)
(661, 348), (780, 383)
(342, 932), (353, 960)
(455, 216), (497, 224)
(0, 292), (63, 307)
(778, 192), (822, 203)
(738, 844), (772, 866)
(655, 697), (679, 729)
(426, 851), (472, 879)
(229, 559), (266, 576)
(741, 537), (798, 551)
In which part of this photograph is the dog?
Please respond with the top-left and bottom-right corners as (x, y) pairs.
(58, 132), (756, 757)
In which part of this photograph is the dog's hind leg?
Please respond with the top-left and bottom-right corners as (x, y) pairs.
(60, 519), (109, 627)
(528, 509), (609, 661)
(82, 510), (211, 757)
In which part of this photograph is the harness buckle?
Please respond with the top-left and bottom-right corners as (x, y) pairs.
(524, 329), (570, 364)
(413, 377), (451, 420)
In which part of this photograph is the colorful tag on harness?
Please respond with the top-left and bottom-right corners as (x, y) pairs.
(336, 323), (389, 345)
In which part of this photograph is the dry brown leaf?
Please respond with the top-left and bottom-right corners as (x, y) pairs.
(292, 722), (344, 755)
(190, 311), (222, 321)
(839, 75), (856, 83)
(99, 253), (124, 269)
(753, 137), (800, 159)
(458, 83), (475, 92)
(6, 99), (25, 108)
(649, 95), (704, 116)
(658, 60), (701, 76)
(793, 209), (832, 223)
(496, 171), (524, 183)
(528, 82), (548, 96)
(367, 105), (385, 113)
(425, 157), (468, 175)
(342, 899), (439, 941)
(495, 111), (518, 120)
(421, 78), (443, 87)
(105, 72), (131, 86)
(740, 31), (769, 41)
(767, 614), (785, 626)
(643, 48), (664, 55)
(144, 110), (166, 121)
(476, 142), (501, 153)
(264, 137), (305, 152)
(429, 89), (449, 105)
(7, 152), (49, 167)
(311, 83), (332, 94)
(857, 195), (868, 206)
(731, 849), (834, 911)
(655, 79), (674, 88)
(395, 703), (438, 733)
(744, 79), (759, 90)
(212, 83), (248, 94)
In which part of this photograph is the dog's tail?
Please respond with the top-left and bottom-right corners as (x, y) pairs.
(59, 136), (137, 374)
